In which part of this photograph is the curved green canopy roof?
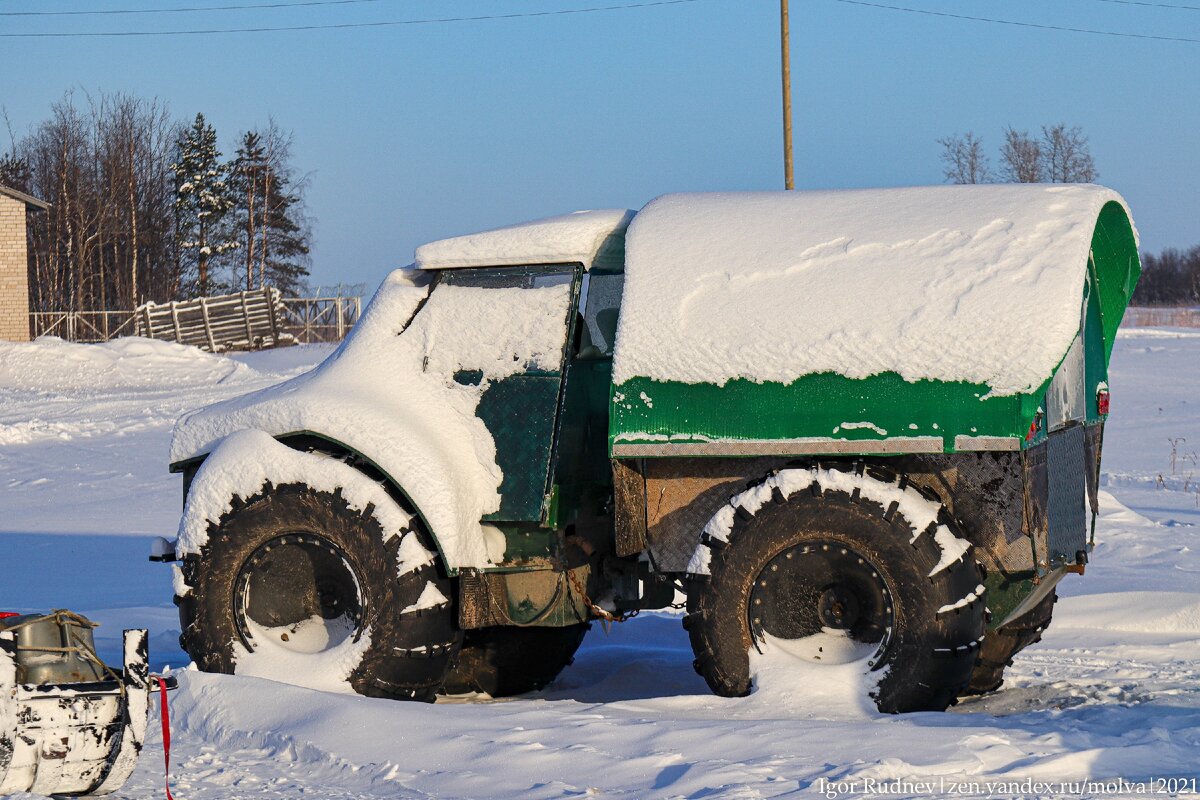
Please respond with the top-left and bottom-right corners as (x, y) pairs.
(610, 185), (1140, 456)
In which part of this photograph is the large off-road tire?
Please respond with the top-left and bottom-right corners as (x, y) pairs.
(685, 465), (987, 714)
(964, 589), (1058, 695)
(177, 482), (460, 701)
(441, 623), (590, 697)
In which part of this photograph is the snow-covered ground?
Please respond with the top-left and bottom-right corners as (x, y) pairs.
(1, 330), (1199, 799)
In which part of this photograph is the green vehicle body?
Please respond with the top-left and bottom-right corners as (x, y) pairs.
(411, 198), (1138, 632)
(610, 200), (1137, 453)
(172, 194), (1140, 636)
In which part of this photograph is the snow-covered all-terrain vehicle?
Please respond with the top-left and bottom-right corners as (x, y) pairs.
(162, 185), (1140, 713)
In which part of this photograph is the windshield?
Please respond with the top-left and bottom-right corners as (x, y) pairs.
(411, 266), (577, 380)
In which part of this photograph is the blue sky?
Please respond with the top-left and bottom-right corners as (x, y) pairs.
(3, 0), (1198, 290)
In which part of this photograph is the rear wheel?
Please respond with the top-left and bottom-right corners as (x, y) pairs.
(177, 482), (459, 701)
(685, 466), (987, 713)
(442, 623), (590, 697)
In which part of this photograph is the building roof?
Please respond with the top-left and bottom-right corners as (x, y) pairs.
(0, 185), (49, 210)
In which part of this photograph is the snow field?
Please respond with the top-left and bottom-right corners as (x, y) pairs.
(0, 327), (1198, 798)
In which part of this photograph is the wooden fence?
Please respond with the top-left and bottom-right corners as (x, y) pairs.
(31, 291), (361, 349)
(30, 311), (138, 342)
(279, 296), (362, 343)
(135, 287), (290, 351)
(1122, 307), (1200, 328)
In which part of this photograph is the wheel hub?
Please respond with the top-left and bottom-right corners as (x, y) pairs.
(748, 539), (893, 666)
(818, 586), (860, 629)
(234, 532), (365, 654)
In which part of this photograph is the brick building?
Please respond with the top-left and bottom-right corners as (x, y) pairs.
(0, 185), (49, 342)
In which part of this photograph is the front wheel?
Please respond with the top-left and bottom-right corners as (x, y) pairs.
(685, 465), (987, 713)
(177, 482), (460, 701)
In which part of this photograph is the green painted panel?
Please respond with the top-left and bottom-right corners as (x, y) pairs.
(478, 374), (563, 521)
(552, 357), (616, 525)
(611, 372), (1044, 452)
(1083, 265), (1109, 422)
(984, 572), (1039, 630)
(608, 201), (1139, 456)
(1091, 201), (1141, 361)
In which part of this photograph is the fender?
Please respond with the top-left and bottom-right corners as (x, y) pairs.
(167, 269), (504, 573)
(171, 429), (486, 575)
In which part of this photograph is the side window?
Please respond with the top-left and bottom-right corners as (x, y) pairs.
(579, 272), (625, 357)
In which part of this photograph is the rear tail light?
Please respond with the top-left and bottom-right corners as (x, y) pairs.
(1097, 388), (1111, 415)
(1025, 409), (1043, 442)
(0, 612), (20, 619)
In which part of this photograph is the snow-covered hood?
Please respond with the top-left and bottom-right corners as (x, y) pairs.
(171, 269), (511, 570)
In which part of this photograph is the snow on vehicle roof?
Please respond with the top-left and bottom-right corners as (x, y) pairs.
(612, 185), (1136, 395)
(414, 208), (634, 271)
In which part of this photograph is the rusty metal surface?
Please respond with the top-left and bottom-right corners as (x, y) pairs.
(634, 452), (1038, 578)
(953, 435), (1021, 452)
(1023, 443), (1050, 574)
(643, 457), (787, 573)
(612, 459), (648, 557)
(899, 452), (1034, 576)
(1084, 423), (1104, 522)
(457, 568), (590, 629)
(617, 449), (1041, 578)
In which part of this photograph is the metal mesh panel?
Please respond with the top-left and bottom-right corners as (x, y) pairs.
(1046, 425), (1087, 564)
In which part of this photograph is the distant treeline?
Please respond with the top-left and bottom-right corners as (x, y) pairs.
(1133, 246), (1200, 307)
(938, 124), (1098, 185)
(939, 124), (1196, 307)
(0, 90), (311, 313)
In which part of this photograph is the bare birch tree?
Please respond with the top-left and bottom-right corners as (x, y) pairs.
(999, 127), (1042, 183)
(1040, 124), (1097, 183)
(938, 132), (991, 184)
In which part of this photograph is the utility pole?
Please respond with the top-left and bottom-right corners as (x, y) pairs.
(780, 0), (794, 190)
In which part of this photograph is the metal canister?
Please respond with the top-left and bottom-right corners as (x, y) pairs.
(0, 611), (108, 685)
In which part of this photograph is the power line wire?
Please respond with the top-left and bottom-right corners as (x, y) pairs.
(834, 0), (1200, 43)
(1089, 0), (1200, 11)
(1, 0), (390, 17)
(0, 0), (707, 36)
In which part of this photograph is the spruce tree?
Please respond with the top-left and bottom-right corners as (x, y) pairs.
(229, 124), (310, 295)
(258, 168), (310, 295)
(172, 113), (237, 296)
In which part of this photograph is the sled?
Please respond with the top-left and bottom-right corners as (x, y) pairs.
(0, 610), (173, 797)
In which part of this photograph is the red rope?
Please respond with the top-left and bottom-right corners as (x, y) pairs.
(156, 677), (175, 800)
